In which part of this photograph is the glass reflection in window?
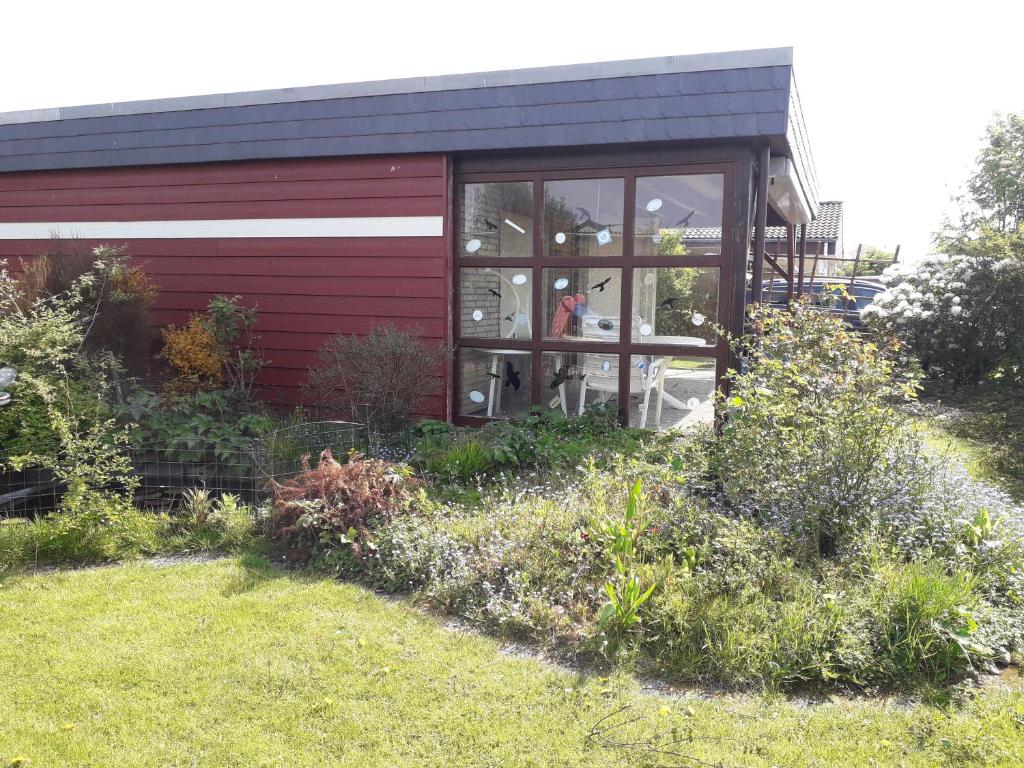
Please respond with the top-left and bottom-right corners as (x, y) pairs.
(543, 268), (621, 342)
(634, 174), (724, 258)
(458, 347), (533, 419)
(460, 182), (533, 258)
(544, 178), (624, 257)
(632, 267), (718, 346)
(459, 268), (533, 340)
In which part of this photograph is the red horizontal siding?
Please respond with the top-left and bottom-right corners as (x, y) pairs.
(0, 155), (444, 192)
(0, 155), (451, 419)
(0, 236), (443, 259)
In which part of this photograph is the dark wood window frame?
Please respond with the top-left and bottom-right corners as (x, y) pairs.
(453, 157), (738, 427)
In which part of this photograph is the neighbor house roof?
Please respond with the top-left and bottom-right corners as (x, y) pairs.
(0, 47), (818, 215)
(684, 201), (842, 241)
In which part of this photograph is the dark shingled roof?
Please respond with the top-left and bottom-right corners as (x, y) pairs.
(684, 201), (842, 241)
(0, 47), (818, 213)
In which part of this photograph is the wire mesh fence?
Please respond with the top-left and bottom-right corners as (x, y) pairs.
(0, 404), (416, 518)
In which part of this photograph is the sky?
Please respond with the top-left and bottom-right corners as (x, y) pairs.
(3, 1), (1022, 262)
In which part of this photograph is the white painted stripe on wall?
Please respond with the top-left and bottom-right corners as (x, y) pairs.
(0, 216), (444, 239)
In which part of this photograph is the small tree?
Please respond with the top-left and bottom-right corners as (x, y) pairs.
(305, 325), (452, 423)
(161, 295), (264, 399)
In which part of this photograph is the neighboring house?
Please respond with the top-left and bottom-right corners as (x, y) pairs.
(684, 199), (843, 275)
(765, 199), (843, 275)
(0, 47), (822, 430)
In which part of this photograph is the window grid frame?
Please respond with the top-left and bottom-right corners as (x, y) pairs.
(454, 162), (733, 426)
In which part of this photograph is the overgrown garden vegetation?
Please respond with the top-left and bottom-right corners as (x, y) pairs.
(864, 112), (1024, 496)
(2, 115), (1024, 766)
(263, 304), (1023, 691)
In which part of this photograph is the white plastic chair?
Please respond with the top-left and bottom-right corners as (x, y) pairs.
(577, 352), (666, 428)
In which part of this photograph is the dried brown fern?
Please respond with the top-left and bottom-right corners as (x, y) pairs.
(267, 450), (418, 564)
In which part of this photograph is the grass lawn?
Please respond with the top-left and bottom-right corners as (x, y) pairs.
(915, 396), (1024, 502)
(1, 557), (1022, 767)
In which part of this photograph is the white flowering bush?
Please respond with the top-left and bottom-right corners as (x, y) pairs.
(863, 250), (1022, 385)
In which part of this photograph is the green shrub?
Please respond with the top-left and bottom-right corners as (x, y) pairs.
(718, 302), (923, 556)
(119, 388), (272, 471)
(17, 240), (158, 377)
(864, 242), (1024, 386)
(412, 407), (653, 484)
(422, 440), (495, 483)
(305, 325), (452, 421)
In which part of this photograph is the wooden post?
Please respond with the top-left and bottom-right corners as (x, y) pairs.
(751, 144), (770, 305)
(797, 224), (807, 298)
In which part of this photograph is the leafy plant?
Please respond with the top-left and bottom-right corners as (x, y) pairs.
(121, 388), (271, 471)
(181, 487), (214, 523)
(863, 245), (1024, 386)
(422, 440), (494, 483)
(595, 479), (658, 655)
(161, 295), (264, 397)
(719, 301), (923, 556)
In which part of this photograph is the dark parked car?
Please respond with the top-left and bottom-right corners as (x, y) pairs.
(749, 277), (885, 329)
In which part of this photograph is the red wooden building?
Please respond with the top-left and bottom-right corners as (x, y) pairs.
(0, 47), (820, 430)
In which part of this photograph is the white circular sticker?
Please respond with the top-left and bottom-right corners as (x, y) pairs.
(686, 397), (701, 410)
(512, 273), (527, 285)
(518, 313), (529, 325)
(651, 233), (662, 244)
(600, 360), (611, 372)
(646, 198), (663, 212)
(554, 277), (569, 290)
(469, 390), (486, 403)
(643, 272), (656, 286)
(472, 309), (483, 321)
(691, 313), (705, 326)
(465, 238), (482, 253)
(554, 232), (567, 245)
(639, 323), (653, 337)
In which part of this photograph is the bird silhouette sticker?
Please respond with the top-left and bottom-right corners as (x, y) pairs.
(590, 277), (612, 292)
(488, 288), (502, 299)
(658, 296), (680, 309)
(673, 209), (697, 228)
(549, 366), (581, 389)
(504, 361), (521, 392)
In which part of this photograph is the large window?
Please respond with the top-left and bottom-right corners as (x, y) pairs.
(455, 167), (729, 430)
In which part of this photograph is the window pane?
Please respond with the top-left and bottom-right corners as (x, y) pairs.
(634, 174), (724, 258)
(459, 182), (533, 258)
(458, 348), (533, 419)
(459, 268), (532, 340)
(632, 267), (718, 346)
(543, 268), (621, 342)
(627, 355), (716, 430)
(544, 178), (624, 257)
(540, 351), (618, 417)
(573, 352), (618, 417)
